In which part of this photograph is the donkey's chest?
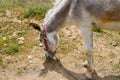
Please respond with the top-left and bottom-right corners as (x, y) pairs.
(100, 10), (120, 22)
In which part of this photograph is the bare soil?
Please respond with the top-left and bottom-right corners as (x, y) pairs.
(0, 12), (120, 80)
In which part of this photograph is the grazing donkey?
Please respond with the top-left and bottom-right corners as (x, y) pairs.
(30, 0), (120, 80)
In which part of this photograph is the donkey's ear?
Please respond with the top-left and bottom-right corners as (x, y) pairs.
(30, 23), (41, 31)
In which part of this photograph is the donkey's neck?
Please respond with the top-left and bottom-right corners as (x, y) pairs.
(45, 0), (71, 33)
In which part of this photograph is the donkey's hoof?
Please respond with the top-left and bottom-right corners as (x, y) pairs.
(45, 52), (54, 59)
(83, 76), (92, 80)
(45, 54), (53, 59)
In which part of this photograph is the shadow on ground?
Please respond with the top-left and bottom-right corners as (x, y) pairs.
(39, 58), (120, 80)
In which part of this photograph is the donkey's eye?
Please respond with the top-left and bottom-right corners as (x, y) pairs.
(40, 24), (43, 27)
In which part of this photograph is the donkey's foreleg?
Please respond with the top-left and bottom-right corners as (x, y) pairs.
(79, 26), (94, 79)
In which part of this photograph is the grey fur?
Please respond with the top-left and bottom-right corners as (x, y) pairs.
(45, 0), (72, 32)
(44, 0), (120, 33)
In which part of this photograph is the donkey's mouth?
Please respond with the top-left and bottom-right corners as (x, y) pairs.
(45, 51), (54, 58)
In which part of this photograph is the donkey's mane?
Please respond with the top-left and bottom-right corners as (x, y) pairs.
(44, 0), (63, 22)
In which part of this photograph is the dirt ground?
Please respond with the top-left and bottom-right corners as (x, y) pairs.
(0, 22), (120, 80)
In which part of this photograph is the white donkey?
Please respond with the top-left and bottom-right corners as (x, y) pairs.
(30, 0), (120, 80)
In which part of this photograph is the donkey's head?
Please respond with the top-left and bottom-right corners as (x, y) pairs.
(30, 23), (57, 58)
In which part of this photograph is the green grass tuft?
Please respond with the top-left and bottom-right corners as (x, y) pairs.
(93, 26), (103, 33)
(0, 0), (20, 11)
(0, 0), (52, 19)
(24, 2), (52, 19)
(0, 39), (5, 47)
(4, 43), (19, 54)
(0, 56), (3, 65)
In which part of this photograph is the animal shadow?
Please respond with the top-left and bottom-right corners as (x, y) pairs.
(39, 58), (120, 80)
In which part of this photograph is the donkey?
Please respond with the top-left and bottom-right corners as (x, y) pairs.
(30, 0), (120, 80)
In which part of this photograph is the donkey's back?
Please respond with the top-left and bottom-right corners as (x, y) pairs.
(72, 0), (120, 31)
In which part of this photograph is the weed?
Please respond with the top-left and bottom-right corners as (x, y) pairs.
(0, 0), (18, 11)
(0, 56), (3, 65)
(24, 2), (52, 19)
(113, 63), (120, 70)
(93, 26), (103, 33)
(0, 0), (52, 19)
(4, 43), (19, 54)
(108, 39), (120, 46)
(116, 75), (120, 79)
(0, 39), (5, 47)
(118, 32), (120, 35)
(17, 31), (28, 37)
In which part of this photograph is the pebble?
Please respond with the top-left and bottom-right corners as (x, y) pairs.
(12, 32), (17, 37)
(6, 10), (11, 17)
(17, 37), (25, 41)
(39, 43), (43, 47)
(68, 34), (72, 37)
(17, 37), (25, 44)
(29, 60), (32, 63)
(3, 37), (7, 41)
(18, 40), (24, 45)
(4, 44), (7, 47)
(28, 55), (33, 59)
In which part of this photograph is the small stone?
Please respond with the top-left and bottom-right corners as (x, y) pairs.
(6, 10), (11, 17)
(17, 37), (25, 41)
(4, 44), (7, 47)
(17, 37), (25, 45)
(39, 43), (43, 47)
(3, 37), (7, 41)
(68, 34), (72, 37)
(28, 55), (32, 59)
(18, 40), (24, 45)
(12, 32), (17, 37)
(29, 60), (32, 63)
